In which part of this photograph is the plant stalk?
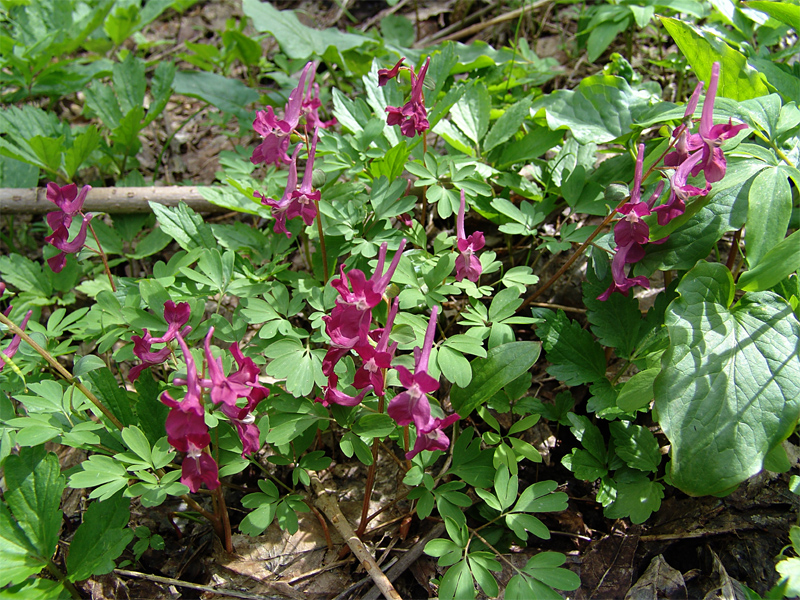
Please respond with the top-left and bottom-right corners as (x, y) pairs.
(87, 221), (116, 292)
(0, 312), (123, 430)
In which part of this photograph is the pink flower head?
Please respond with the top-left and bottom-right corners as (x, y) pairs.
(204, 328), (255, 412)
(256, 145), (301, 237)
(182, 443), (220, 492)
(693, 63), (748, 183)
(406, 413), (461, 459)
(664, 81), (704, 168)
(385, 57), (431, 138)
(46, 183), (90, 230)
(150, 301), (191, 344)
(388, 306), (439, 429)
(251, 62), (317, 166)
(354, 298), (399, 396)
(286, 128), (320, 227)
(455, 190), (485, 283)
(378, 58), (405, 86)
(0, 308), (32, 373)
(654, 150), (710, 226)
(597, 242), (650, 301)
(316, 374), (372, 408)
(160, 333), (210, 453)
(45, 213), (94, 273)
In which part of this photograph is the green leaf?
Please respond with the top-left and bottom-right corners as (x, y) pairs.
(609, 421), (661, 472)
(496, 126), (564, 169)
(86, 368), (136, 427)
(745, 1), (800, 32)
(519, 552), (581, 591)
(63, 126), (100, 181)
(0, 499), (45, 587)
(616, 368), (659, 412)
(113, 53), (146, 115)
(660, 17), (768, 101)
(587, 18), (630, 63)
(535, 75), (650, 144)
(450, 342), (541, 417)
(84, 81), (122, 131)
(484, 98), (532, 153)
(738, 228), (800, 292)
(242, 0), (373, 65)
(451, 81), (490, 146)
(2, 447), (64, 576)
(567, 413), (607, 462)
(655, 261), (800, 495)
(437, 345), (472, 388)
(145, 61), (176, 126)
(582, 269), (644, 359)
(121, 426), (151, 464)
(150, 201), (216, 251)
(172, 71), (258, 121)
(351, 413), (396, 438)
(777, 557), (800, 598)
(66, 494), (133, 581)
(513, 480), (569, 514)
(439, 559), (475, 600)
(746, 167), (792, 267)
(603, 473), (664, 523)
(506, 512), (549, 541)
(535, 309), (606, 386)
(28, 135), (63, 174)
(506, 574), (562, 600)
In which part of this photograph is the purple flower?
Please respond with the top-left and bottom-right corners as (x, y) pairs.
(385, 57), (431, 138)
(46, 183), (90, 230)
(378, 58), (405, 86)
(654, 150), (709, 226)
(387, 306), (439, 429)
(316, 374), (372, 407)
(256, 145), (301, 237)
(664, 81), (704, 168)
(150, 301), (191, 344)
(45, 213), (94, 273)
(160, 333), (210, 454)
(286, 128), (320, 227)
(692, 63), (748, 183)
(251, 62), (316, 166)
(182, 444), (220, 493)
(455, 190), (485, 283)
(0, 288), (32, 374)
(597, 242), (650, 301)
(406, 413), (461, 459)
(353, 298), (399, 396)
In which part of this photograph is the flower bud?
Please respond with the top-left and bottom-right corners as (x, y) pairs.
(312, 168), (326, 189)
(605, 183), (629, 204)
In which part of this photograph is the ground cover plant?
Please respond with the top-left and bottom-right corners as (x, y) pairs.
(1, 0), (800, 598)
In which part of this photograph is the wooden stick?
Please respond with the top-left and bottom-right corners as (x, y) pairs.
(312, 478), (403, 600)
(114, 569), (282, 600)
(0, 186), (228, 214)
(361, 521), (445, 600)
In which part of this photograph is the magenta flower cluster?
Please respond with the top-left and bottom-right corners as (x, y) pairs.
(44, 183), (94, 273)
(599, 62), (747, 300)
(130, 302), (267, 492)
(455, 190), (485, 283)
(317, 241), (460, 459)
(251, 62), (332, 238)
(0, 282), (32, 374)
(379, 57), (432, 138)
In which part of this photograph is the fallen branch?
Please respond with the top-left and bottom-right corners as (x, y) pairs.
(0, 186), (228, 214)
(113, 568), (283, 600)
(362, 521), (446, 600)
(312, 477), (403, 600)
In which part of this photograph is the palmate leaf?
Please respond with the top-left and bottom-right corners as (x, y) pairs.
(534, 309), (606, 386)
(655, 261), (800, 495)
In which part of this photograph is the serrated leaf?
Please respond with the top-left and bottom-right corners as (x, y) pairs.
(150, 201), (216, 251)
(2, 447), (64, 579)
(66, 494), (133, 581)
(655, 261), (800, 495)
(535, 309), (606, 386)
(86, 368), (136, 427)
(609, 421), (661, 472)
(603, 474), (664, 523)
(450, 342), (540, 417)
(583, 269), (644, 359)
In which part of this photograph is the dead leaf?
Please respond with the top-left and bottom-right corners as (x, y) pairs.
(625, 555), (687, 600)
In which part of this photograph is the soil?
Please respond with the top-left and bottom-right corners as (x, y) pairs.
(7, 1), (798, 598)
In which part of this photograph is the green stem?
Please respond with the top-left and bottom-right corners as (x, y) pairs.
(0, 312), (123, 430)
(87, 221), (116, 292)
(314, 198), (329, 283)
(752, 129), (796, 168)
(47, 560), (81, 600)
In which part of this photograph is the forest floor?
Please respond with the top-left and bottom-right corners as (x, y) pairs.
(29, 0), (800, 598)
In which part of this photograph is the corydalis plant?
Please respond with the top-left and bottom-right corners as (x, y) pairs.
(599, 61), (746, 300)
(44, 182), (94, 273)
(380, 56), (432, 138)
(0, 282), (32, 374)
